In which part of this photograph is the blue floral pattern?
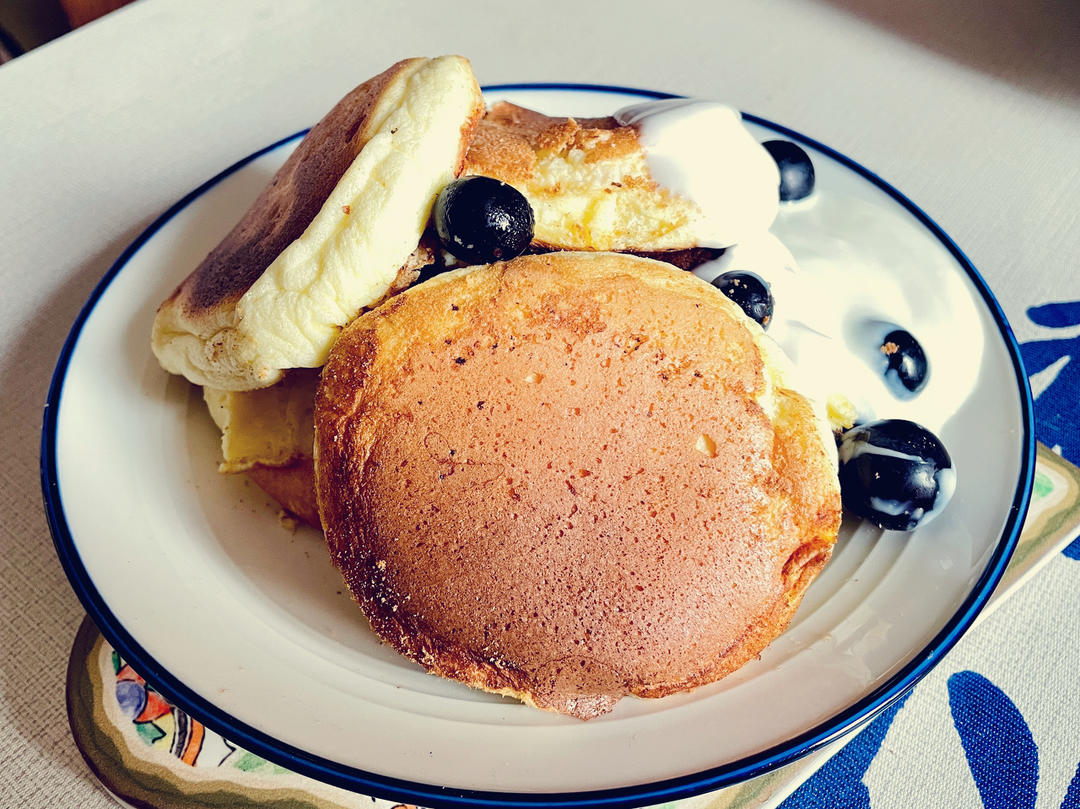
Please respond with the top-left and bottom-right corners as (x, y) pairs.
(1019, 301), (1080, 559)
(778, 693), (911, 808)
(781, 299), (1080, 807)
(947, 671), (1038, 809)
(1064, 764), (1080, 808)
(781, 671), (1080, 808)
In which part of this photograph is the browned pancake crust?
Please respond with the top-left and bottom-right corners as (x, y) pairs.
(162, 58), (428, 318)
(463, 102), (628, 186)
(463, 102), (716, 264)
(315, 252), (841, 719)
(528, 243), (723, 271)
(246, 459), (319, 528)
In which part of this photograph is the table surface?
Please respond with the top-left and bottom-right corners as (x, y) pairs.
(2, 1), (1078, 807)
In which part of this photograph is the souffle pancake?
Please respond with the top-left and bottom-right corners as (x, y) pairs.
(314, 252), (842, 719)
(152, 55), (485, 391)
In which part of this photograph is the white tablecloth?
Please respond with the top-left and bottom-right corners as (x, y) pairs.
(1, 1), (1077, 806)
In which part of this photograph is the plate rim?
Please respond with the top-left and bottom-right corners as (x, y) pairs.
(41, 81), (1036, 808)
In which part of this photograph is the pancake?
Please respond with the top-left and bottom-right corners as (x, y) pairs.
(463, 102), (720, 253)
(203, 369), (319, 473)
(246, 459), (320, 528)
(315, 251), (841, 719)
(202, 369), (319, 528)
(152, 56), (484, 391)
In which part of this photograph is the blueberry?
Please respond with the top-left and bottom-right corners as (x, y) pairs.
(433, 176), (534, 265)
(837, 419), (955, 532)
(762, 140), (815, 201)
(880, 329), (928, 393)
(712, 271), (774, 328)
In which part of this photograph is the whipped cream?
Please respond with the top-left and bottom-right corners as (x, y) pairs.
(613, 99), (780, 249)
(693, 205), (984, 436)
(618, 96), (983, 441)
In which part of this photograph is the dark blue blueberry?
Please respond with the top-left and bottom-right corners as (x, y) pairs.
(837, 419), (955, 531)
(712, 271), (774, 328)
(881, 329), (928, 393)
(763, 140), (815, 201)
(433, 176), (534, 265)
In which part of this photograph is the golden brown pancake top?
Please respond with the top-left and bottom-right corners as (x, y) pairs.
(464, 101), (630, 185)
(462, 103), (714, 252)
(315, 252), (840, 718)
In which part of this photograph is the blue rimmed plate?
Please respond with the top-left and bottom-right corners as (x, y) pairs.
(42, 84), (1034, 808)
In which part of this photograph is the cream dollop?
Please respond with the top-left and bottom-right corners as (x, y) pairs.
(693, 204), (984, 436)
(613, 98), (780, 248)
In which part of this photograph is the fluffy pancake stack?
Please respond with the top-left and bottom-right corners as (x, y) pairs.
(150, 56), (842, 718)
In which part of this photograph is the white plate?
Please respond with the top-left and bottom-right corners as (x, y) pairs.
(43, 85), (1034, 808)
